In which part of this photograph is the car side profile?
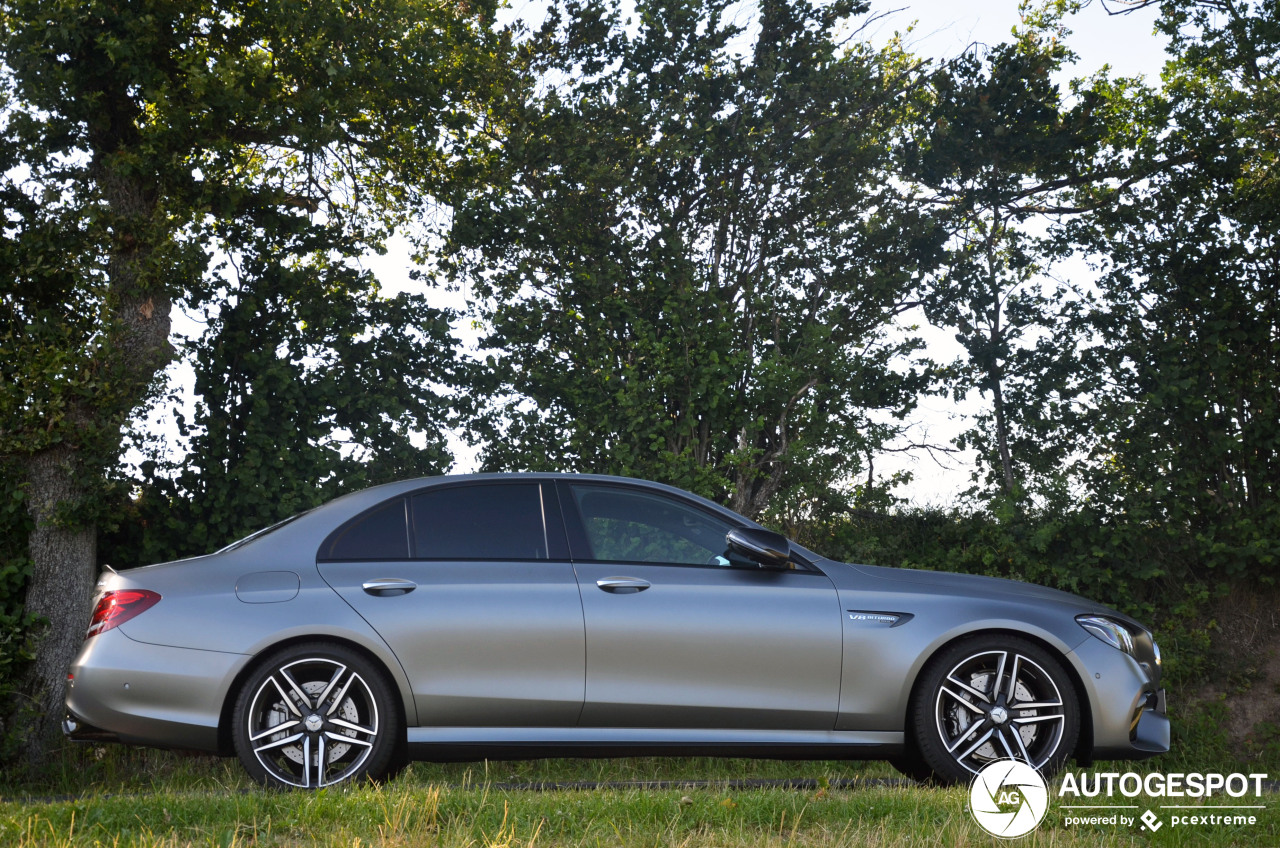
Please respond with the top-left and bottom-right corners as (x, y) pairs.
(65, 473), (1168, 788)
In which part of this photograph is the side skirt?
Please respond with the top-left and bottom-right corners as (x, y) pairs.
(406, 727), (903, 762)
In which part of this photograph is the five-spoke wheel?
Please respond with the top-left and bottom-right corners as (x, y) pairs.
(906, 635), (1080, 785)
(232, 643), (401, 789)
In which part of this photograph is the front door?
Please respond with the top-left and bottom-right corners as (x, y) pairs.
(561, 481), (843, 730)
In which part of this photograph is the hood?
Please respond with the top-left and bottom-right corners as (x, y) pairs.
(835, 560), (1116, 613)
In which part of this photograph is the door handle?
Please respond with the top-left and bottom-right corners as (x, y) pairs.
(362, 578), (416, 596)
(596, 577), (651, 594)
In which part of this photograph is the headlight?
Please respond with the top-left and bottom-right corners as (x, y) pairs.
(1077, 614), (1136, 656)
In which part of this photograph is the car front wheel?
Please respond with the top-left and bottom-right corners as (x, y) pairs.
(908, 634), (1080, 785)
(232, 643), (402, 789)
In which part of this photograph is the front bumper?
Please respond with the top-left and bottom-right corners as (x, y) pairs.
(1069, 636), (1170, 760)
(1129, 688), (1170, 756)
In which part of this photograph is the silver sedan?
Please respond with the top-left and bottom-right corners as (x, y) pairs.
(64, 473), (1168, 788)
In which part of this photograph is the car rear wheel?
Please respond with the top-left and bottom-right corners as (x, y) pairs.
(232, 643), (401, 789)
(908, 634), (1079, 785)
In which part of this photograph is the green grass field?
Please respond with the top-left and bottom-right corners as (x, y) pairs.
(2, 751), (1275, 847)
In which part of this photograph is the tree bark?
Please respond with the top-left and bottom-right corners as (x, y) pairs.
(16, 446), (99, 766)
(991, 368), (1017, 497)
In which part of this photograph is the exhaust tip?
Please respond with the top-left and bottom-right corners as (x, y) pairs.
(63, 715), (121, 743)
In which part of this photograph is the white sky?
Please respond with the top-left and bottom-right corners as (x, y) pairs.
(147, 0), (1171, 507)
(882, 0), (1167, 79)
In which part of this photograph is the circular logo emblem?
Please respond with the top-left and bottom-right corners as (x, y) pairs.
(969, 759), (1049, 839)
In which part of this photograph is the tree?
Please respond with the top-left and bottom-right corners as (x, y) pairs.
(0, 0), (505, 763)
(1073, 0), (1280, 578)
(908, 0), (1145, 502)
(121, 240), (466, 567)
(444, 0), (940, 519)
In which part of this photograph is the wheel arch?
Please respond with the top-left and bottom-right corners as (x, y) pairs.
(216, 634), (411, 758)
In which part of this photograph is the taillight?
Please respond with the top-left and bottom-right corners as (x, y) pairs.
(84, 590), (161, 640)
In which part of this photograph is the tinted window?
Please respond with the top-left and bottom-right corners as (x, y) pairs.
(320, 498), (409, 560)
(412, 483), (548, 560)
(570, 485), (734, 565)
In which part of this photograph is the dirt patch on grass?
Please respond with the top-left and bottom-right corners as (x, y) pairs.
(1182, 587), (1280, 763)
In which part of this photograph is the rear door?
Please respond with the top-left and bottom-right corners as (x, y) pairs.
(317, 480), (585, 726)
(561, 481), (843, 730)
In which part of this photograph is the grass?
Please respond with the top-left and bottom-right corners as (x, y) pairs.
(2, 750), (1277, 847)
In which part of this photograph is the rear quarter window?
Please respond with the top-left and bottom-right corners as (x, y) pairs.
(319, 498), (410, 561)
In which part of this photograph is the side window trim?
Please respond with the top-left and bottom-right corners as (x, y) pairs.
(554, 479), (595, 561)
(540, 480), (572, 560)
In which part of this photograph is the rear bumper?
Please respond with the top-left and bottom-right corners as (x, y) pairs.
(65, 628), (249, 754)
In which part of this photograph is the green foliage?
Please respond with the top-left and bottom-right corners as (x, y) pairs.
(906, 1), (1145, 501)
(0, 0), (510, 762)
(882, 0), (1280, 600)
(801, 500), (1156, 604)
(444, 0), (941, 517)
(106, 179), (491, 569)
(798, 495), (1251, 701)
(0, 464), (37, 758)
(1, 0), (510, 513)
(110, 245), (470, 567)
(1067, 0), (1280, 583)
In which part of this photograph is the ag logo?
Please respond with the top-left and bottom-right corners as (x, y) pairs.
(969, 759), (1050, 838)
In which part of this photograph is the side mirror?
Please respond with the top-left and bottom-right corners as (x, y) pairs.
(725, 527), (793, 568)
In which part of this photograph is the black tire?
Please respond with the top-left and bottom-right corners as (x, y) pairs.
(888, 734), (937, 784)
(232, 642), (402, 789)
(907, 634), (1080, 786)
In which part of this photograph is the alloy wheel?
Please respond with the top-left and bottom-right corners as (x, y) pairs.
(233, 645), (399, 789)
(909, 635), (1079, 784)
(935, 649), (1067, 773)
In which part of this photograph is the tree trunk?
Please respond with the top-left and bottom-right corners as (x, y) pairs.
(16, 446), (99, 766)
(984, 279), (1016, 498)
(991, 370), (1017, 497)
(14, 160), (172, 767)
(729, 431), (788, 519)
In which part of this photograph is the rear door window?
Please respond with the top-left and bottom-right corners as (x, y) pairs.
(411, 483), (549, 560)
